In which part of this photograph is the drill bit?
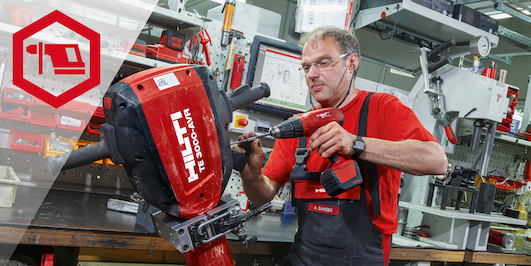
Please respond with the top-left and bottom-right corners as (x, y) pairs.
(230, 132), (272, 145)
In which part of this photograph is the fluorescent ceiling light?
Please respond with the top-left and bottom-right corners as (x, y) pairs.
(210, 0), (246, 4)
(485, 6), (531, 19)
(490, 13), (513, 19)
(390, 68), (414, 78)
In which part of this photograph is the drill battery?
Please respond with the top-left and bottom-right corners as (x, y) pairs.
(146, 30), (190, 64)
(160, 30), (186, 51)
(123, 39), (147, 57)
(146, 45), (191, 64)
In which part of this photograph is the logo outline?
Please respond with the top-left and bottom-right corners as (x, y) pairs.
(13, 10), (100, 108)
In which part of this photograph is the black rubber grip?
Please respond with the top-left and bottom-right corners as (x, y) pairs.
(228, 82), (270, 111)
(47, 140), (111, 175)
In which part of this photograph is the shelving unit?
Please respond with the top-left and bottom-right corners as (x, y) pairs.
(148, 6), (205, 31)
(0, 1), (198, 195)
(355, 0), (499, 46)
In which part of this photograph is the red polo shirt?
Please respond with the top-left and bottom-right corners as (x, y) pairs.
(263, 90), (438, 236)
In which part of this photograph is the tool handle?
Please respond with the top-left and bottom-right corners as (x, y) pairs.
(228, 83), (270, 111)
(203, 45), (211, 66)
(225, 38), (237, 71)
(47, 124), (124, 175)
(299, 108), (344, 137)
(222, 1), (235, 31)
(199, 31), (211, 66)
(445, 125), (457, 144)
(47, 140), (111, 175)
(320, 156), (363, 197)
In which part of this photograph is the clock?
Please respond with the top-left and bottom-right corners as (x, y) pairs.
(469, 35), (491, 57)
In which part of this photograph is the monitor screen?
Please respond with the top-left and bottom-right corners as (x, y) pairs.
(246, 36), (313, 115)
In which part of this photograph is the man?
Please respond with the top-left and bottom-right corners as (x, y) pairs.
(235, 26), (448, 265)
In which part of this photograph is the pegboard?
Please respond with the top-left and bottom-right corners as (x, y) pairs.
(224, 170), (244, 197)
(203, 20), (289, 92)
(54, 164), (133, 195)
(223, 169), (292, 202)
(202, 20), (251, 91)
(447, 137), (528, 178)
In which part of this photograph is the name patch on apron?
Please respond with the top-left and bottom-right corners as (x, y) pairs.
(308, 203), (340, 215)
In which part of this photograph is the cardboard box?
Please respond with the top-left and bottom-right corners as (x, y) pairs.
(0, 165), (21, 208)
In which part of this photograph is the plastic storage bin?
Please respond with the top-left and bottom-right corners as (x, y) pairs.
(0, 104), (30, 123)
(59, 100), (90, 117)
(32, 98), (57, 114)
(10, 130), (44, 154)
(28, 110), (59, 128)
(90, 106), (105, 120)
(43, 134), (77, 158)
(0, 165), (21, 208)
(57, 115), (85, 132)
(86, 120), (103, 135)
(2, 87), (34, 107)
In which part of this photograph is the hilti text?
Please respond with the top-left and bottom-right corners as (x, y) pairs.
(171, 108), (205, 183)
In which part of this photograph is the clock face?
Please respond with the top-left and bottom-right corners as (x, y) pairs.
(470, 36), (491, 57)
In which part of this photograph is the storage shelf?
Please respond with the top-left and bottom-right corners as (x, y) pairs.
(457, 125), (531, 148)
(149, 6), (205, 31)
(55, 1), (204, 33)
(399, 201), (526, 225)
(357, 0), (499, 46)
(496, 134), (531, 147)
(0, 21), (172, 77)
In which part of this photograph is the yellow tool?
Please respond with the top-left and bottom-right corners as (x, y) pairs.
(220, 0), (236, 49)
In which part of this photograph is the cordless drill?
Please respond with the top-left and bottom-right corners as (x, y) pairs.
(271, 108), (363, 197)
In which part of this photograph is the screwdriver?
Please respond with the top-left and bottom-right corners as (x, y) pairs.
(230, 132), (272, 145)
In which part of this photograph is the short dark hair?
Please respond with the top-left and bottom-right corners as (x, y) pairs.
(299, 26), (360, 62)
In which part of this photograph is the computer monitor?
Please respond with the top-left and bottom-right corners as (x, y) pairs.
(245, 35), (313, 117)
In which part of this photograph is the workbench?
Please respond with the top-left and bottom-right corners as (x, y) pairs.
(1, 186), (530, 265)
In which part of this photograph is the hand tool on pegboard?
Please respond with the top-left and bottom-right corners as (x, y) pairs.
(190, 29), (212, 65)
(230, 54), (245, 91)
(220, 0), (236, 49)
(221, 30), (244, 92)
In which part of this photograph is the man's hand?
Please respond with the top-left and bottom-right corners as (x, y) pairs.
(233, 131), (280, 206)
(308, 122), (355, 159)
(233, 131), (265, 177)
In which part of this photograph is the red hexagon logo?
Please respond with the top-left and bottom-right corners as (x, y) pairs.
(13, 10), (100, 108)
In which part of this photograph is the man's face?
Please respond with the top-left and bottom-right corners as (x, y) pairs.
(301, 37), (355, 108)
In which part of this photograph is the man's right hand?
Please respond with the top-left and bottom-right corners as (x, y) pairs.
(233, 131), (265, 177)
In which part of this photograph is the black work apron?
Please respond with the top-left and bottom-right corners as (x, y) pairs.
(284, 93), (386, 266)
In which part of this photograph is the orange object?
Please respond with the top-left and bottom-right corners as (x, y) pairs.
(220, 0), (236, 48)
(222, 3), (235, 32)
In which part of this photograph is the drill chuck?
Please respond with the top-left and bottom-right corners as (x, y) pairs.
(270, 117), (303, 139)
